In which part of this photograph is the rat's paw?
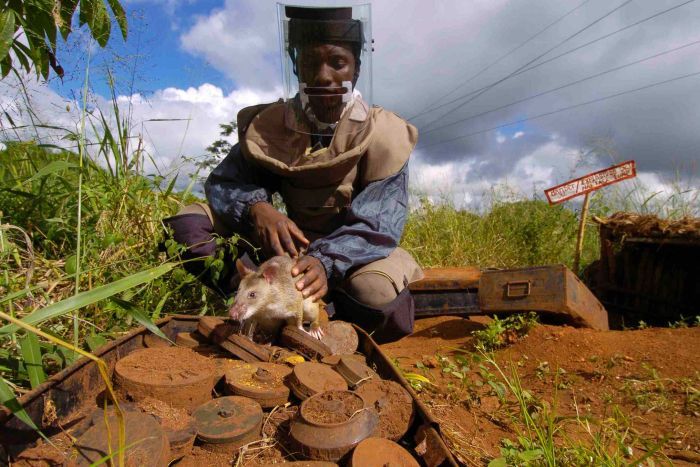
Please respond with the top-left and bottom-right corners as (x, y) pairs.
(308, 326), (324, 340)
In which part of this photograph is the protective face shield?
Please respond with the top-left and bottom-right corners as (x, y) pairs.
(277, 3), (372, 136)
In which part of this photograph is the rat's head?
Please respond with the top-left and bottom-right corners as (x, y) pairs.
(228, 258), (284, 321)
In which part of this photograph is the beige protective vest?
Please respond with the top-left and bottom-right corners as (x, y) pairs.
(238, 101), (418, 235)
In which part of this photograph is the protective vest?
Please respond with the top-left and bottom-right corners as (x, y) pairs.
(237, 100), (418, 235)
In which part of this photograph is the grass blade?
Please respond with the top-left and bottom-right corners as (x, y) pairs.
(0, 263), (176, 335)
(23, 160), (77, 184)
(110, 297), (172, 343)
(19, 333), (46, 388)
(0, 376), (42, 432)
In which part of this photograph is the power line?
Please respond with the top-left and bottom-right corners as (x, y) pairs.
(412, 0), (633, 127)
(416, 0), (697, 132)
(421, 39), (700, 136)
(407, 0), (593, 120)
(417, 70), (700, 150)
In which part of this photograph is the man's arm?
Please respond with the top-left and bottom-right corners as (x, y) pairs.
(205, 144), (274, 234)
(303, 162), (409, 286)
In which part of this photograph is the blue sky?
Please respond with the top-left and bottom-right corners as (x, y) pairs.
(10, 0), (700, 211)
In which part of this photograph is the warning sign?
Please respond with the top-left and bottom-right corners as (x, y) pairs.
(544, 160), (636, 205)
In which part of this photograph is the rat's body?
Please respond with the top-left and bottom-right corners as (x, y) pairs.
(229, 255), (323, 339)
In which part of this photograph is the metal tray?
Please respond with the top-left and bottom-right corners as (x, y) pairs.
(0, 315), (458, 466)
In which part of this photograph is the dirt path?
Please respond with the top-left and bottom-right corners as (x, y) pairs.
(381, 317), (700, 466)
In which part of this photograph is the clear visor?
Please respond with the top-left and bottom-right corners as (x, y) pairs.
(277, 3), (372, 136)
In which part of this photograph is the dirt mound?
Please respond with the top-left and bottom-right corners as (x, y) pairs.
(382, 316), (700, 466)
(595, 212), (700, 239)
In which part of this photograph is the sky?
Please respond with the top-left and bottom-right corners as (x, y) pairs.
(2, 0), (699, 210)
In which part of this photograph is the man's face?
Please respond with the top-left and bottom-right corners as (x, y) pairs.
(297, 42), (356, 123)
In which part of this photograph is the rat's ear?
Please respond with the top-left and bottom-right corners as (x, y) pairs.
(260, 262), (280, 284)
(235, 258), (256, 277)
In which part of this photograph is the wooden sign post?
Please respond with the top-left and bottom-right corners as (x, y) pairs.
(544, 160), (636, 273)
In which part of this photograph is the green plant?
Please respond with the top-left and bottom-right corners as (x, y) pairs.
(0, 0), (127, 79)
(472, 313), (538, 351)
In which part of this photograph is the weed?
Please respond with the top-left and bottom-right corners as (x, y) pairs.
(472, 312), (538, 351)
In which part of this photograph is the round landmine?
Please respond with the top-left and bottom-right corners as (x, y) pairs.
(143, 332), (171, 348)
(320, 321), (358, 355)
(290, 390), (379, 461)
(334, 356), (378, 387)
(288, 362), (348, 400)
(136, 398), (197, 462)
(114, 347), (217, 410)
(176, 331), (207, 348)
(72, 410), (170, 466)
(349, 437), (419, 467)
(193, 396), (262, 453)
(355, 379), (415, 441)
(225, 362), (292, 408)
(280, 326), (332, 360)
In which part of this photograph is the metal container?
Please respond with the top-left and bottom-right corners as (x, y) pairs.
(0, 316), (459, 466)
(479, 264), (609, 330)
(193, 396), (262, 453)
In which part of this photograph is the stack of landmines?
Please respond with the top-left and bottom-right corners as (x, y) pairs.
(17, 317), (419, 466)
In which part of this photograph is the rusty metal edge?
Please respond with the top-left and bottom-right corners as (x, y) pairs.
(0, 315), (171, 426)
(1, 315), (458, 466)
(350, 323), (459, 467)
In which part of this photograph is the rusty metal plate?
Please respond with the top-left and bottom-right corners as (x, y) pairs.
(193, 396), (262, 450)
(197, 316), (238, 343)
(257, 462), (338, 467)
(226, 333), (273, 362)
(333, 356), (378, 387)
(280, 325), (332, 360)
(290, 390), (378, 461)
(225, 362), (292, 409)
(114, 347), (216, 410)
(71, 409), (170, 466)
(320, 353), (365, 366)
(356, 380), (415, 441)
(288, 362), (348, 400)
(350, 437), (419, 467)
(320, 321), (358, 355)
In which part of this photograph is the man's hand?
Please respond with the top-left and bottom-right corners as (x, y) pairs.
(249, 202), (309, 257)
(292, 256), (328, 301)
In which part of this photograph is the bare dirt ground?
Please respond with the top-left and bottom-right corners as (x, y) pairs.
(382, 316), (700, 466)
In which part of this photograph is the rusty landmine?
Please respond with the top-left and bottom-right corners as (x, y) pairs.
(225, 362), (292, 408)
(349, 437), (420, 467)
(290, 390), (378, 461)
(136, 397), (197, 462)
(320, 321), (359, 355)
(280, 325), (332, 360)
(72, 409), (170, 466)
(355, 379), (415, 441)
(114, 346), (216, 410)
(143, 332), (171, 348)
(288, 362), (348, 400)
(193, 396), (262, 453)
(176, 331), (207, 348)
(334, 355), (379, 387)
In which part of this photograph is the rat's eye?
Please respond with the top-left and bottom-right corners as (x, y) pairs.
(248, 291), (257, 299)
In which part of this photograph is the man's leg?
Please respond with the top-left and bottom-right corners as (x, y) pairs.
(332, 247), (424, 342)
(163, 203), (254, 296)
